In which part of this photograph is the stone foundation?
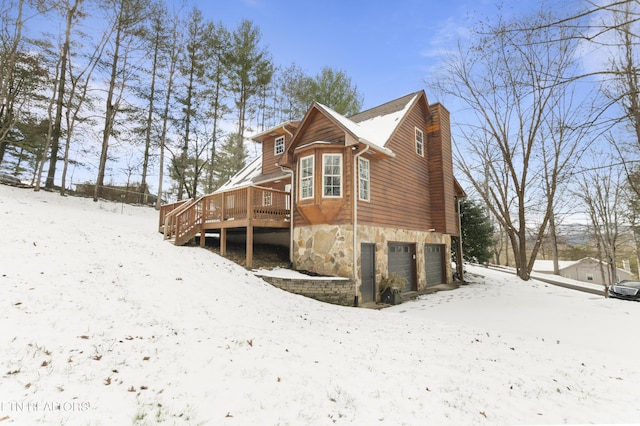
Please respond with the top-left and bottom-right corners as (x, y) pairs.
(293, 224), (452, 296)
(257, 275), (354, 306)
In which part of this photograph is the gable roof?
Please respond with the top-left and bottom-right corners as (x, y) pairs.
(250, 121), (299, 143)
(289, 91), (424, 159)
(533, 257), (631, 274)
(350, 91), (422, 124)
(217, 91), (429, 191)
(214, 156), (262, 193)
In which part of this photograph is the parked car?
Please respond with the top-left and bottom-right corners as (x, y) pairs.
(609, 280), (640, 301)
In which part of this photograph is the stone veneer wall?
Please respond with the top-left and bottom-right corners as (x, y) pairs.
(258, 275), (354, 306)
(293, 224), (452, 293)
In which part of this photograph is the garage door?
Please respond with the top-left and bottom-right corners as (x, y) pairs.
(388, 243), (416, 293)
(425, 244), (444, 287)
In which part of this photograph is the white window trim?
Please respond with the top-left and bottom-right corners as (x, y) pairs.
(359, 157), (370, 201)
(322, 153), (343, 198)
(299, 155), (314, 200)
(415, 127), (424, 157)
(274, 136), (285, 155)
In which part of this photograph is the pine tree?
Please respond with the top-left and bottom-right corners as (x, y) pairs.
(224, 19), (272, 160)
(301, 67), (363, 116)
(459, 198), (494, 264)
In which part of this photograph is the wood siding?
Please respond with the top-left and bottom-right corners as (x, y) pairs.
(262, 137), (283, 176)
(283, 96), (460, 236)
(294, 145), (353, 226)
(426, 103), (458, 235)
(290, 110), (352, 227)
(294, 110), (346, 146)
(357, 99), (432, 231)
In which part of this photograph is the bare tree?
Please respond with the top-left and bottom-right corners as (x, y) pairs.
(576, 164), (624, 289)
(431, 8), (595, 280)
(154, 1), (183, 208)
(59, 23), (108, 195)
(93, 0), (149, 202)
(43, 0), (84, 190)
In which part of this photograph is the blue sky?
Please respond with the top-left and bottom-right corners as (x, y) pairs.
(194, 0), (486, 110)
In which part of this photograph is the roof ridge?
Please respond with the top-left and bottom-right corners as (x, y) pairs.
(349, 90), (422, 123)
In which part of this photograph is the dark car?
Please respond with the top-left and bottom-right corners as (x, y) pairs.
(609, 280), (640, 301)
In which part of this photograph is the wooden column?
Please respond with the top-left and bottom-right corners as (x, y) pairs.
(200, 198), (207, 247)
(246, 225), (253, 268)
(246, 186), (254, 268)
(220, 228), (227, 256)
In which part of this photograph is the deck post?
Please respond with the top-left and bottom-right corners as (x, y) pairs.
(200, 198), (206, 247)
(246, 225), (253, 268)
(220, 228), (227, 256)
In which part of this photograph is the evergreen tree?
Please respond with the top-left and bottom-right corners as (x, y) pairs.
(174, 6), (209, 200)
(213, 133), (246, 189)
(224, 19), (273, 154)
(459, 198), (494, 264)
(275, 63), (312, 121)
(301, 67), (363, 116)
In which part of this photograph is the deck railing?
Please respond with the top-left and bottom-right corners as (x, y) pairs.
(158, 199), (191, 232)
(163, 198), (196, 242)
(160, 186), (290, 246)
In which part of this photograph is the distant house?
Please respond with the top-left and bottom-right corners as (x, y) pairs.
(533, 257), (632, 285)
(160, 90), (466, 304)
(76, 183), (158, 206)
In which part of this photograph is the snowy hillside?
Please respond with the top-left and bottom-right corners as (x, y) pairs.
(1, 184), (639, 425)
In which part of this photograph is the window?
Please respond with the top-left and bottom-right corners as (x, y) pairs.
(359, 157), (370, 201)
(274, 136), (285, 155)
(415, 128), (424, 156)
(263, 192), (272, 206)
(586, 274), (594, 281)
(300, 155), (314, 200)
(323, 154), (342, 197)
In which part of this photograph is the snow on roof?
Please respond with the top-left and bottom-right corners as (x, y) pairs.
(533, 257), (630, 273)
(215, 156), (262, 193)
(532, 259), (579, 272)
(315, 93), (417, 151)
(217, 93), (418, 193)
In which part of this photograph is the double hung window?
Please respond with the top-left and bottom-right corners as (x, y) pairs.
(323, 154), (342, 197)
(274, 136), (285, 155)
(415, 128), (424, 156)
(359, 157), (370, 201)
(300, 155), (314, 199)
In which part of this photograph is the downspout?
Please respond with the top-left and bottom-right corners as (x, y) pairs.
(352, 144), (370, 307)
(456, 196), (465, 282)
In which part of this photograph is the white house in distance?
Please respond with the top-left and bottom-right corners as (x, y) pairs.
(533, 258), (632, 285)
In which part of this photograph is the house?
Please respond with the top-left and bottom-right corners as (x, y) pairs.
(533, 257), (633, 285)
(76, 183), (158, 206)
(160, 90), (466, 305)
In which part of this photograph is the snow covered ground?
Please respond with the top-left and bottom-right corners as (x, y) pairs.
(1, 184), (639, 425)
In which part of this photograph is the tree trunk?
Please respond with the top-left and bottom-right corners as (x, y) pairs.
(141, 28), (160, 205)
(45, 2), (77, 189)
(94, 2), (124, 202)
(550, 210), (560, 275)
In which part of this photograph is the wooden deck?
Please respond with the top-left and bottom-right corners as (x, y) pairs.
(160, 186), (291, 267)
